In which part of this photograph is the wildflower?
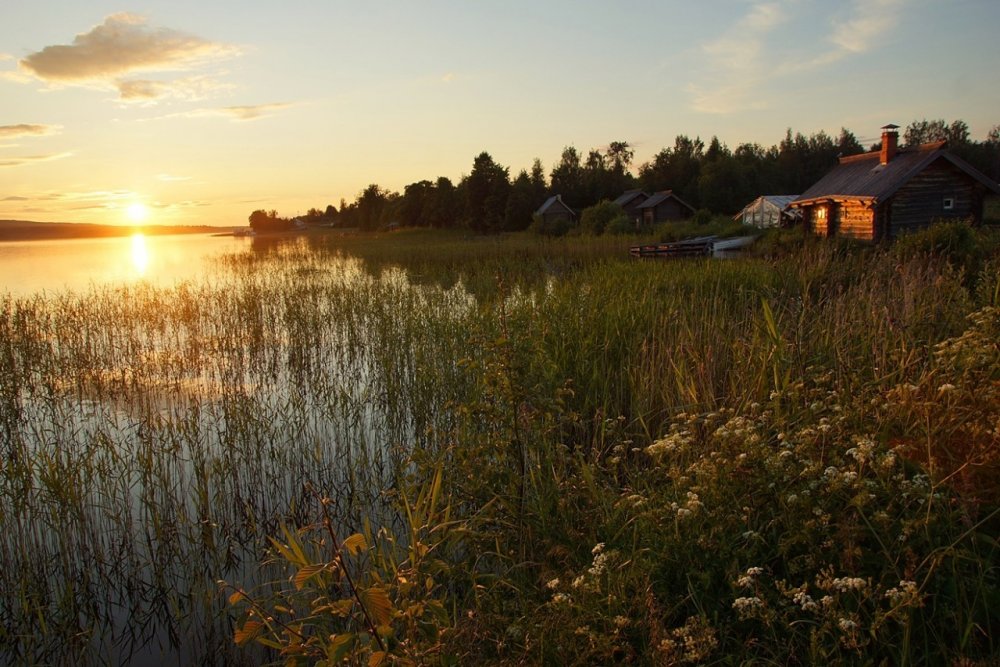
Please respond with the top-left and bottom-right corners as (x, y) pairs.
(793, 590), (819, 612)
(571, 575), (585, 589)
(884, 580), (921, 606)
(837, 618), (857, 632)
(545, 578), (560, 590)
(588, 551), (609, 577)
(831, 577), (868, 593)
(938, 383), (956, 393)
(613, 615), (629, 628)
(591, 542), (605, 555)
(732, 596), (764, 618)
(551, 593), (571, 604)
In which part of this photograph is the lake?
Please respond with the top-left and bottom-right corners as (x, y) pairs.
(0, 232), (252, 297)
(0, 235), (469, 665)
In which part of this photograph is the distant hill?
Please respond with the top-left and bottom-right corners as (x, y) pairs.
(0, 220), (226, 242)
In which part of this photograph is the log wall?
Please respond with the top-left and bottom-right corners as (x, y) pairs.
(889, 161), (980, 237)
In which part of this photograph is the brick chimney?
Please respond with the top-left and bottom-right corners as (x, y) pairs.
(880, 124), (899, 165)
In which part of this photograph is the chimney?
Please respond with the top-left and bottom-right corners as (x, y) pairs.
(880, 124), (899, 165)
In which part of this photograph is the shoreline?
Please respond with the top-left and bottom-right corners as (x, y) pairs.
(0, 220), (227, 243)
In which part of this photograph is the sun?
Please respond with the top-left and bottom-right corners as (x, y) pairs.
(127, 202), (149, 223)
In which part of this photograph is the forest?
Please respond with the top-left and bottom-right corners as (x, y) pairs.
(250, 118), (1000, 234)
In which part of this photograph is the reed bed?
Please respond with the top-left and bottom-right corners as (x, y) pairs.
(1, 229), (998, 664)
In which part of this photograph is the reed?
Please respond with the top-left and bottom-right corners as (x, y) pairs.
(0, 227), (997, 664)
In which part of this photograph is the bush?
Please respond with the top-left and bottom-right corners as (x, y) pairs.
(579, 200), (628, 235)
(529, 213), (575, 237)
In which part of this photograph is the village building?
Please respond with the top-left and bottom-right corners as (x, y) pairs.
(613, 190), (651, 224)
(734, 195), (801, 228)
(789, 125), (1000, 241)
(636, 190), (696, 225)
(535, 195), (576, 226)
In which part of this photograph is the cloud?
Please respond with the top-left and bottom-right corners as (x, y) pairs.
(688, 0), (907, 114)
(2, 196), (30, 201)
(0, 153), (73, 168)
(0, 124), (61, 138)
(18, 13), (238, 101)
(830, 0), (903, 55)
(688, 1), (789, 114)
(160, 102), (292, 122)
(157, 173), (191, 182)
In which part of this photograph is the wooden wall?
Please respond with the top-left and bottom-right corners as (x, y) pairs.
(889, 161), (980, 237)
(834, 202), (876, 241)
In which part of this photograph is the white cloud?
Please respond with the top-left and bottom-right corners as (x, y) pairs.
(17, 13), (239, 102)
(688, 1), (789, 114)
(160, 102), (292, 122)
(688, 0), (907, 114)
(830, 0), (903, 55)
(157, 173), (192, 182)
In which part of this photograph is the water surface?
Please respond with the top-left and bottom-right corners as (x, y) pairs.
(0, 233), (249, 297)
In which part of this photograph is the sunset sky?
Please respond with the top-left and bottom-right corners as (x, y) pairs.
(2, 1), (999, 227)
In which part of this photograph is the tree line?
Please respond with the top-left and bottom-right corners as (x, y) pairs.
(250, 119), (1000, 233)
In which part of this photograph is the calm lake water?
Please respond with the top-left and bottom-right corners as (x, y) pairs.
(0, 232), (251, 297)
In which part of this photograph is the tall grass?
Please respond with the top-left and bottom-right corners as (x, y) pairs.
(0, 228), (998, 664)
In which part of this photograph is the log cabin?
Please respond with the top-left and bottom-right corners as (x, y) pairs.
(535, 194), (576, 226)
(613, 190), (651, 225)
(636, 190), (696, 225)
(789, 125), (1000, 241)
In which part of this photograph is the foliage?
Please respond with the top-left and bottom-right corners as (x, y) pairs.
(529, 212), (574, 237)
(222, 474), (459, 666)
(892, 221), (1000, 283)
(579, 200), (627, 235)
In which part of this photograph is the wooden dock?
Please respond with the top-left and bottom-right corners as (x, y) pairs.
(629, 236), (716, 258)
(629, 235), (757, 259)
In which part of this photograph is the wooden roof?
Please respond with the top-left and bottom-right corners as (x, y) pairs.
(792, 141), (1000, 208)
(613, 190), (650, 207)
(535, 194), (574, 216)
(636, 190), (696, 212)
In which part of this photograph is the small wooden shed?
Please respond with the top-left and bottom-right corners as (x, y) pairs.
(534, 195), (576, 226)
(790, 125), (1000, 241)
(613, 190), (650, 224)
(636, 190), (695, 225)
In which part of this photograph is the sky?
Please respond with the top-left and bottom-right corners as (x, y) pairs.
(2, 0), (999, 227)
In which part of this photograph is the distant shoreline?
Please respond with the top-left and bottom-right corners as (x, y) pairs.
(0, 220), (227, 242)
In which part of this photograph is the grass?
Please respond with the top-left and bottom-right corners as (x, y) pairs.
(0, 225), (998, 664)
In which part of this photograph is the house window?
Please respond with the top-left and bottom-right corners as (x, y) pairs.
(943, 197), (955, 211)
(816, 207), (827, 221)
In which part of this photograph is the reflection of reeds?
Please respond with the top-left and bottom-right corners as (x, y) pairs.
(0, 230), (994, 664)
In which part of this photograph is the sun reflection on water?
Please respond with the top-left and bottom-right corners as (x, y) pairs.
(131, 232), (150, 275)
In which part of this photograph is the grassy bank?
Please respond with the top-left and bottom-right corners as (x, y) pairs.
(1, 226), (998, 664)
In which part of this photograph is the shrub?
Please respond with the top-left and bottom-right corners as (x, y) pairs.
(579, 200), (627, 235)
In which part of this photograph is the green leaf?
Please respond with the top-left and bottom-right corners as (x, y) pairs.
(327, 632), (355, 662)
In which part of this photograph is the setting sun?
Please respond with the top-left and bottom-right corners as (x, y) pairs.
(127, 202), (149, 223)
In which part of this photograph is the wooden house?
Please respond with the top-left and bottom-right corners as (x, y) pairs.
(636, 190), (695, 225)
(789, 125), (1000, 241)
(734, 195), (801, 228)
(613, 190), (650, 224)
(535, 195), (576, 226)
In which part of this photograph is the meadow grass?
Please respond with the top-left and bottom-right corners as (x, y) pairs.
(1, 227), (998, 664)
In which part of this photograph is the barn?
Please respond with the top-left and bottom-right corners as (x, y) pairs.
(789, 125), (1000, 241)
